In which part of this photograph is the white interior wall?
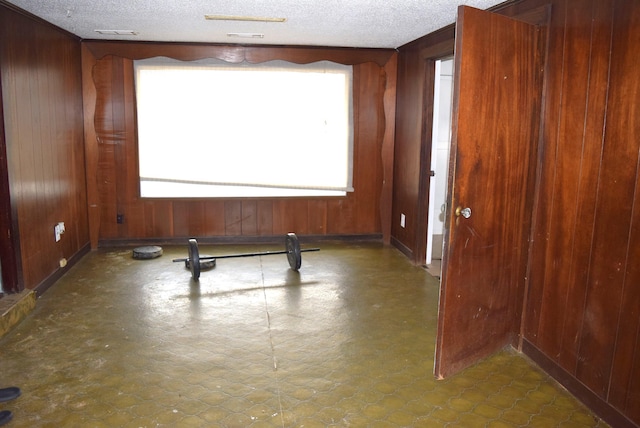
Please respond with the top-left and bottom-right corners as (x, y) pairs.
(426, 58), (453, 265)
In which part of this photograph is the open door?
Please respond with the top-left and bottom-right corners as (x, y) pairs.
(435, 6), (543, 378)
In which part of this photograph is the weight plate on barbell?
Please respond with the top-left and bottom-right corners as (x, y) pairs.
(286, 233), (302, 271)
(185, 256), (216, 270)
(188, 239), (200, 280)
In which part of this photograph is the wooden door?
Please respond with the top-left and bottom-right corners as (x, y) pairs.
(435, 6), (543, 378)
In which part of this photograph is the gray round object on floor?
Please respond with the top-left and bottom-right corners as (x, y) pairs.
(132, 246), (163, 259)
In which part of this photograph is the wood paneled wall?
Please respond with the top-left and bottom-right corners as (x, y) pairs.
(524, 1), (640, 426)
(0, 4), (89, 291)
(394, 0), (640, 426)
(81, 42), (396, 246)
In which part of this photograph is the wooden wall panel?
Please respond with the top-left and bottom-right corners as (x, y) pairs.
(272, 199), (310, 235)
(84, 43), (395, 245)
(526, 0), (598, 362)
(380, 54), (397, 244)
(0, 4), (88, 290)
(325, 199), (354, 235)
(308, 200), (328, 235)
(224, 201), (242, 236)
(555, 0), (612, 372)
(240, 201), (258, 236)
(353, 63), (386, 234)
(525, 1), (640, 422)
(390, 49), (423, 258)
(255, 201), (274, 236)
(143, 200), (174, 237)
(576, 0), (640, 407)
(203, 201), (227, 236)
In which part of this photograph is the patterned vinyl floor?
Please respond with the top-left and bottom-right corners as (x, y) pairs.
(0, 241), (608, 427)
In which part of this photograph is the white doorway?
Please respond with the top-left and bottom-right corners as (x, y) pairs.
(426, 58), (454, 276)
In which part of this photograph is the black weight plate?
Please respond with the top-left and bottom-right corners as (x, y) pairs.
(188, 239), (200, 280)
(286, 233), (302, 271)
(185, 255), (216, 270)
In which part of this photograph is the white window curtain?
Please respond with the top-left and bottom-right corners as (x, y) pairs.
(134, 57), (354, 198)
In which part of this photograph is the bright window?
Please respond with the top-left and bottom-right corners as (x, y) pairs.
(134, 58), (354, 198)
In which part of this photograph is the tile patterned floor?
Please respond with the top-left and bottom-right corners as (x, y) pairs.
(0, 241), (608, 427)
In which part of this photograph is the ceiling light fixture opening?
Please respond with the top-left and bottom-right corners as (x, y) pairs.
(206, 14), (286, 23)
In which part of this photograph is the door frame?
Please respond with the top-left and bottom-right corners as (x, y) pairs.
(425, 57), (454, 268)
(414, 37), (455, 266)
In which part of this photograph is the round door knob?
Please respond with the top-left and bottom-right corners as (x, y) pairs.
(455, 206), (472, 219)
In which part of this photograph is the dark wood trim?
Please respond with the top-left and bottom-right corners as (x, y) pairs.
(522, 339), (638, 428)
(413, 58), (436, 266)
(399, 24), (455, 51)
(492, 1), (554, 25)
(380, 53), (398, 245)
(83, 40), (396, 67)
(0, 61), (21, 294)
(81, 44), (100, 249)
(33, 243), (91, 297)
(391, 32), (455, 264)
(414, 43), (455, 266)
(519, 4), (553, 351)
(390, 236), (414, 261)
(99, 234), (383, 248)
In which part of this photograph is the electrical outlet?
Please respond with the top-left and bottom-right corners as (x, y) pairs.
(400, 213), (406, 228)
(54, 222), (66, 242)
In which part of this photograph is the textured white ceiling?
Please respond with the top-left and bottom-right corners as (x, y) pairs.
(4, 0), (506, 49)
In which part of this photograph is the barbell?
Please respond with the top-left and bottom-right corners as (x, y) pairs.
(173, 233), (320, 280)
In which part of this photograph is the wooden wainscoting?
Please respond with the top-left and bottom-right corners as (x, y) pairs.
(82, 43), (397, 246)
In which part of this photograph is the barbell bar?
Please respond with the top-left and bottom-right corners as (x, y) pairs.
(173, 233), (320, 280)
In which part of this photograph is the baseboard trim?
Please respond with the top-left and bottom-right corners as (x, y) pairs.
(33, 242), (91, 297)
(390, 236), (414, 261)
(522, 339), (638, 428)
(98, 234), (383, 247)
